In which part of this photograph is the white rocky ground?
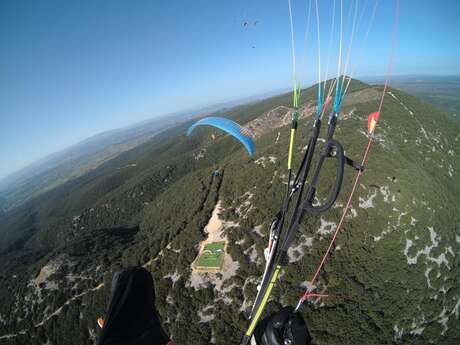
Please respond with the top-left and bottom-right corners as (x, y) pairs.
(355, 170), (459, 339)
(287, 234), (314, 263)
(1, 255), (104, 341)
(254, 156), (277, 168)
(188, 201), (240, 293)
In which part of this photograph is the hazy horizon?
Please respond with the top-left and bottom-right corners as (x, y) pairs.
(1, 0), (459, 179)
(1, 73), (458, 183)
(0, 86), (294, 182)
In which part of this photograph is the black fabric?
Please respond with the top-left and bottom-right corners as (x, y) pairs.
(97, 267), (169, 345)
(254, 307), (311, 345)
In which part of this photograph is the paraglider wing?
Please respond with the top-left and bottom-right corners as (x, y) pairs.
(187, 117), (255, 156)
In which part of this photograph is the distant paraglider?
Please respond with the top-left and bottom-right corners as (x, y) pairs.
(187, 116), (256, 156)
(241, 0), (401, 342)
(242, 19), (259, 29)
(240, 16), (259, 49)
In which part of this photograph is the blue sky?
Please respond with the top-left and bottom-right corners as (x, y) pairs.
(0, 0), (459, 179)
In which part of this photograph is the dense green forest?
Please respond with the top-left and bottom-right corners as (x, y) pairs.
(0, 81), (459, 345)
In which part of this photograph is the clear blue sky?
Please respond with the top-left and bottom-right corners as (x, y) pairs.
(1, 0), (459, 180)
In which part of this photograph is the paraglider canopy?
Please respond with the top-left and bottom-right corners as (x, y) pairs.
(187, 116), (256, 156)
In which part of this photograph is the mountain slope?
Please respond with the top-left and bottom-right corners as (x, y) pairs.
(366, 75), (460, 121)
(0, 80), (458, 345)
(0, 89), (292, 213)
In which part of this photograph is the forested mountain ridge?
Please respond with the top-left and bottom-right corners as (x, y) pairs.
(0, 111), (193, 213)
(0, 89), (289, 214)
(0, 80), (458, 345)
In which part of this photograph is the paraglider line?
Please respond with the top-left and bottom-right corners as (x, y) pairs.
(296, 0), (399, 312)
(342, 0), (379, 99)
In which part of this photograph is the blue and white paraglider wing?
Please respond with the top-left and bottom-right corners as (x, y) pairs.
(187, 116), (255, 156)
